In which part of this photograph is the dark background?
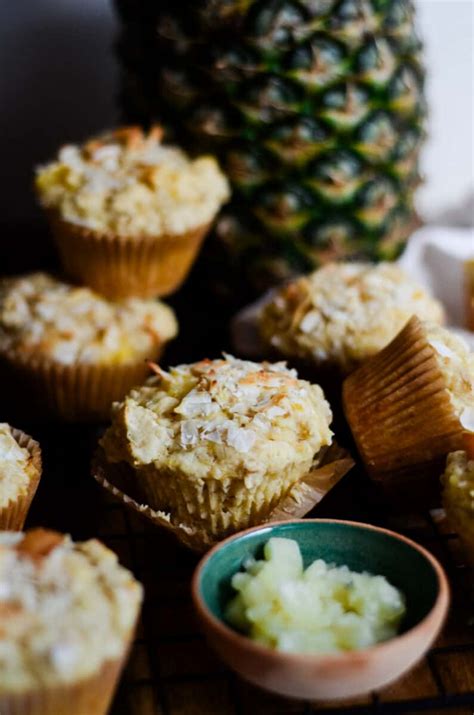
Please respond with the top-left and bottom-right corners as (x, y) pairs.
(0, 0), (472, 235)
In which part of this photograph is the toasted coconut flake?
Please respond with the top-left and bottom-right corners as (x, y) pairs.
(226, 425), (257, 454)
(180, 420), (199, 447)
(146, 361), (171, 380)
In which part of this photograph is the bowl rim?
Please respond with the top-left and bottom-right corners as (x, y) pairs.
(191, 518), (450, 663)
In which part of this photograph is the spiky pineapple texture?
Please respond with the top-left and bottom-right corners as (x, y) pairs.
(115, 0), (426, 299)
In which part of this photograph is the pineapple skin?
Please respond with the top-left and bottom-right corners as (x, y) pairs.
(115, 0), (426, 301)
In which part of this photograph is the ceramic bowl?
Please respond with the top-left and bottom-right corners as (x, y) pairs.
(191, 519), (449, 701)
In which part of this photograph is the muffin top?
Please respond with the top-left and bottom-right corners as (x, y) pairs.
(260, 263), (444, 372)
(0, 424), (36, 508)
(425, 323), (474, 432)
(101, 355), (333, 482)
(0, 273), (177, 365)
(35, 126), (230, 237)
(0, 529), (142, 691)
(442, 450), (474, 514)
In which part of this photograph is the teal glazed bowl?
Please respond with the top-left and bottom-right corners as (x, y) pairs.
(192, 519), (449, 701)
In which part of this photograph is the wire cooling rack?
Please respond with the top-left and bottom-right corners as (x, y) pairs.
(4, 211), (474, 715)
(24, 423), (474, 715)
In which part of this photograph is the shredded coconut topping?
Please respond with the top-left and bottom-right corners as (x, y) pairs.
(101, 355), (333, 482)
(0, 530), (142, 691)
(35, 126), (230, 236)
(0, 424), (34, 508)
(260, 262), (444, 372)
(0, 273), (177, 365)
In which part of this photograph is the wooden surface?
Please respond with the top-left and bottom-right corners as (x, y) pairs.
(18, 424), (474, 715)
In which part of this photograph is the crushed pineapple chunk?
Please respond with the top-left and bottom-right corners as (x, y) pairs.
(225, 537), (406, 654)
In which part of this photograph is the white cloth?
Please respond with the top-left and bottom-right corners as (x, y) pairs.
(398, 225), (474, 348)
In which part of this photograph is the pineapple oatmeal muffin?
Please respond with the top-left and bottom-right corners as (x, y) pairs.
(35, 126), (230, 299)
(0, 273), (177, 365)
(0, 424), (41, 530)
(426, 324), (474, 433)
(259, 262), (444, 374)
(0, 529), (142, 715)
(0, 272), (177, 421)
(99, 355), (333, 539)
(344, 317), (474, 505)
(442, 443), (474, 566)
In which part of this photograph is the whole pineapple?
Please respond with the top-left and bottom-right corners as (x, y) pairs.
(115, 0), (425, 301)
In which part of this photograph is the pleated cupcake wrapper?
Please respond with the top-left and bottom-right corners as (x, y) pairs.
(0, 429), (42, 530)
(0, 647), (130, 715)
(91, 443), (354, 553)
(138, 463), (307, 538)
(0, 347), (163, 423)
(47, 210), (210, 300)
(343, 316), (466, 506)
(464, 432), (474, 457)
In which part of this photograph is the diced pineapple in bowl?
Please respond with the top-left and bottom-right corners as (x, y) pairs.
(225, 537), (406, 655)
(191, 519), (449, 701)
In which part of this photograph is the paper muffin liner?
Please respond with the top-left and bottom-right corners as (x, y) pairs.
(0, 347), (163, 423)
(138, 462), (311, 538)
(91, 443), (354, 552)
(47, 209), (210, 300)
(0, 647), (130, 715)
(0, 429), (42, 530)
(343, 316), (466, 506)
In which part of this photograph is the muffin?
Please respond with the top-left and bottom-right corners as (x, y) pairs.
(0, 528), (142, 715)
(442, 444), (474, 566)
(0, 425), (41, 530)
(259, 262), (444, 375)
(343, 317), (474, 505)
(98, 355), (333, 540)
(0, 272), (177, 421)
(466, 258), (474, 330)
(35, 126), (230, 299)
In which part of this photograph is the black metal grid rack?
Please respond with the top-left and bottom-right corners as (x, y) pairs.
(103, 501), (474, 715)
(26, 423), (473, 715)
